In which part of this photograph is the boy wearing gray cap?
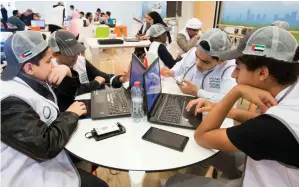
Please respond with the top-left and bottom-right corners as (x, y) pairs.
(48, 30), (129, 111)
(0, 31), (108, 187)
(167, 26), (299, 187)
(162, 28), (237, 103)
(147, 23), (179, 69)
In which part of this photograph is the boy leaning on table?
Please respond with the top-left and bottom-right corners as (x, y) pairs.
(48, 30), (130, 111)
(166, 26), (299, 187)
(0, 30), (109, 187)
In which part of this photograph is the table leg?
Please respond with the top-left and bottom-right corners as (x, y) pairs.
(129, 171), (145, 187)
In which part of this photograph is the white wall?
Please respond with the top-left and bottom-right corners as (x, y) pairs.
(178, 1), (194, 31)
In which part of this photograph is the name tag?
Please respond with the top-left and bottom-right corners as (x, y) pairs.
(209, 77), (220, 89)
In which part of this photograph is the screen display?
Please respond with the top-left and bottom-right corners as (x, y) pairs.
(31, 20), (45, 27)
(143, 127), (188, 150)
(130, 55), (146, 87)
(144, 59), (161, 112)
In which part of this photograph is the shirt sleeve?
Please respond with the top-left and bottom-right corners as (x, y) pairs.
(85, 60), (123, 88)
(226, 114), (299, 168)
(157, 44), (177, 69)
(85, 60), (114, 83)
(176, 33), (198, 53)
(1, 96), (79, 162)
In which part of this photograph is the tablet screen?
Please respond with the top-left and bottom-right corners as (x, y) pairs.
(142, 127), (189, 151)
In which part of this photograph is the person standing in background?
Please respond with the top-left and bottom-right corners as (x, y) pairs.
(1, 4), (8, 22)
(177, 18), (202, 55)
(48, 1), (65, 33)
(85, 12), (93, 26)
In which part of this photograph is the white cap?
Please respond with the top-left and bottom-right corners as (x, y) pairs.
(186, 18), (202, 30)
(147, 24), (172, 38)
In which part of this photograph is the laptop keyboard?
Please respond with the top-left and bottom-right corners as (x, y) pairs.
(158, 95), (185, 124)
(107, 89), (130, 115)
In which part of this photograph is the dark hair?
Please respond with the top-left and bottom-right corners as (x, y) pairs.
(106, 11), (111, 17)
(70, 5), (74, 9)
(97, 8), (101, 12)
(294, 46), (299, 61)
(23, 46), (49, 66)
(86, 12), (92, 19)
(239, 55), (299, 85)
(41, 33), (47, 40)
(148, 11), (165, 25)
(13, 10), (19, 16)
(199, 40), (219, 61)
(80, 11), (84, 15)
(33, 13), (39, 17)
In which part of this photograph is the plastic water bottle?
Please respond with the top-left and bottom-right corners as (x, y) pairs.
(131, 81), (144, 122)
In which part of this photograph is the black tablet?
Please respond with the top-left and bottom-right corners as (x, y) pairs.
(142, 127), (189, 152)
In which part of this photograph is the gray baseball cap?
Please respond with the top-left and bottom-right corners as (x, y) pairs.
(197, 28), (232, 57)
(48, 30), (86, 56)
(147, 23), (172, 38)
(219, 26), (298, 62)
(1, 31), (48, 81)
(271, 20), (289, 30)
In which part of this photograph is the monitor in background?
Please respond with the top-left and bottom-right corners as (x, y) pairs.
(129, 54), (146, 88)
(144, 59), (161, 112)
(31, 20), (45, 29)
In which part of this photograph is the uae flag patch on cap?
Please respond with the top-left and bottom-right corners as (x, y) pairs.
(251, 44), (265, 52)
(20, 49), (32, 59)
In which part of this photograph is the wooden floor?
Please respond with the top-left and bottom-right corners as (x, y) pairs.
(80, 45), (250, 187)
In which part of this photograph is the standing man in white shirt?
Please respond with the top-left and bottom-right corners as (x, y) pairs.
(161, 28), (237, 103)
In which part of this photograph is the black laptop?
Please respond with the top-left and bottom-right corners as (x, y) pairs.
(143, 58), (202, 129)
(90, 54), (146, 119)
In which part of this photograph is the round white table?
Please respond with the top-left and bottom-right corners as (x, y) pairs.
(66, 78), (233, 187)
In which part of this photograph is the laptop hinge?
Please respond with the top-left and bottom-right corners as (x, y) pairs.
(150, 93), (163, 117)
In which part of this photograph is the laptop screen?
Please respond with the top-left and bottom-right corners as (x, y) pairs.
(130, 54), (146, 87)
(144, 58), (161, 112)
(31, 20), (45, 28)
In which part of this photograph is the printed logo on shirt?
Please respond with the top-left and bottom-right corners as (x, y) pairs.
(79, 73), (89, 83)
(43, 106), (51, 119)
(209, 77), (220, 89)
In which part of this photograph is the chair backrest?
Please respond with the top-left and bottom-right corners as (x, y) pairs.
(95, 26), (110, 38)
(114, 25), (127, 37)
